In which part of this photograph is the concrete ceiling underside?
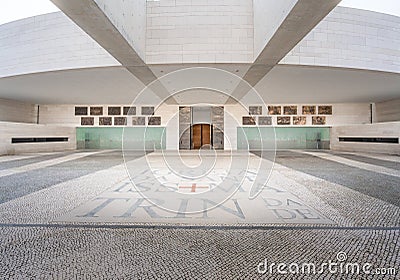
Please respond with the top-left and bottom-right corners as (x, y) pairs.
(0, 65), (399, 105)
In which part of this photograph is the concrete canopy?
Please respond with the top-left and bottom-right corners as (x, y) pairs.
(1, 65), (399, 104)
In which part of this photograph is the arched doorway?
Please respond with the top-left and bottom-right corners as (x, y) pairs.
(191, 124), (211, 150)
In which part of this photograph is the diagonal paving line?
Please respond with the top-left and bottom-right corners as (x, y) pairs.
(0, 150), (108, 178)
(299, 150), (400, 178)
(0, 154), (39, 163)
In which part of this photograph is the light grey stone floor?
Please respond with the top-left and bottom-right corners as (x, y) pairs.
(0, 150), (399, 279)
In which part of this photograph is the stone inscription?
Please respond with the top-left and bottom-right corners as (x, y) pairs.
(258, 116), (272, 126)
(243, 116), (256, 125)
(57, 170), (333, 225)
(142, 106), (155, 116)
(75, 107), (88, 116)
(277, 116), (291, 125)
(284, 106), (297, 115)
(293, 116), (307, 125)
(132, 117), (146, 126)
(90, 107), (103, 116)
(302, 106), (316, 115)
(312, 116), (326, 125)
(148, 116), (161, 126)
(108, 107), (121, 116)
(123, 107), (136, 116)
(268, 106), (281, 115)
(114, 117), (127, 126)
(318, 106), (332, 115)
(99, 117), (112, 126)
(81, 117), (94, 126)
(249, 106), (262, 116)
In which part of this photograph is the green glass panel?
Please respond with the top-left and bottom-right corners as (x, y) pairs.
(76, 127), (166, 150)
(238, 127), (330, 150)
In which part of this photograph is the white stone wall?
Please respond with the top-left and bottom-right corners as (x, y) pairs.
(0, 121), (76, 155)
(253, 0), (297, 58)
(146, 0), (254, 64)
(155, 104), (179, 150)
(0, 12), (119, 78)
(39, 105), (78, 126)
(281, 7), (400, 73)
(1, 7), (399, 74)
(94, 0), (147, 60)
(0, 98), (37, 123)
(224, 103), (248, 150)
(376, 98), (400, 123)
(330, 122), (400, 155)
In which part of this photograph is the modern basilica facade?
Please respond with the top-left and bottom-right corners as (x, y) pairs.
(0, 0), (399, 155)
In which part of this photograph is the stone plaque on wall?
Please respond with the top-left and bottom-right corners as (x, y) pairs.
(108, 107), (121, 116)
(75, 107), (88, 116)
(318, 106), (332, 115)
(293, 116), (307, 125)
(132, 117), (146, 126)
(277, 116), (291, 125)
(179, 107), (192, 150)
(268, 106), (281, 115)
(312, 116), (326, 125)
(114, 117), (127, 126)
(141, 106), (154, 116)
(212, 106), (224, 150)
(148, 116), (161, 126)
(99, 117), (112, 126)
(258, 116), (272, 125)
(243, 116), (256, 125)
(123, 106), (136, 115)
(81, 117), (94, 126)
(302, 106), (316, 115)
(90, 107), (103, 116)
(249, 106), (262, 115)
(284, 106), (297, 115)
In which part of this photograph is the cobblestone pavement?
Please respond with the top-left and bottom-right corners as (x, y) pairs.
(0, 150), (399, 279)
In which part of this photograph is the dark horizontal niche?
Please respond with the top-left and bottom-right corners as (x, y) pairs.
(12, 137), (68, 144)
(75, 107), (88, 116)
(339, 137), (399, 144)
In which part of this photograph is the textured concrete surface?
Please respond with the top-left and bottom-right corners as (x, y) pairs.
(0, 150), (399, 278)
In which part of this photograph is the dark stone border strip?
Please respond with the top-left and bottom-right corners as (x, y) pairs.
(0, 223), (399, 231)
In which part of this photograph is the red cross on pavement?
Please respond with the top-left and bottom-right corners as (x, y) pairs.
(179, 183), (208, 193)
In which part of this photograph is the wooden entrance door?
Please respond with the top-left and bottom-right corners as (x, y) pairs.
(191, 124), (211, 149)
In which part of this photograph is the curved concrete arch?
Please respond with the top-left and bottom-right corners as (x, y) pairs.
(280, 7), (400, 73)
(0, 12), (120, 78)
(0, 6), (399, 80)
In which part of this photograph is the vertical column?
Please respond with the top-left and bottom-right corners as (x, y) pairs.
(179, 107), (191, 150)
(212, 106), (224, 150)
